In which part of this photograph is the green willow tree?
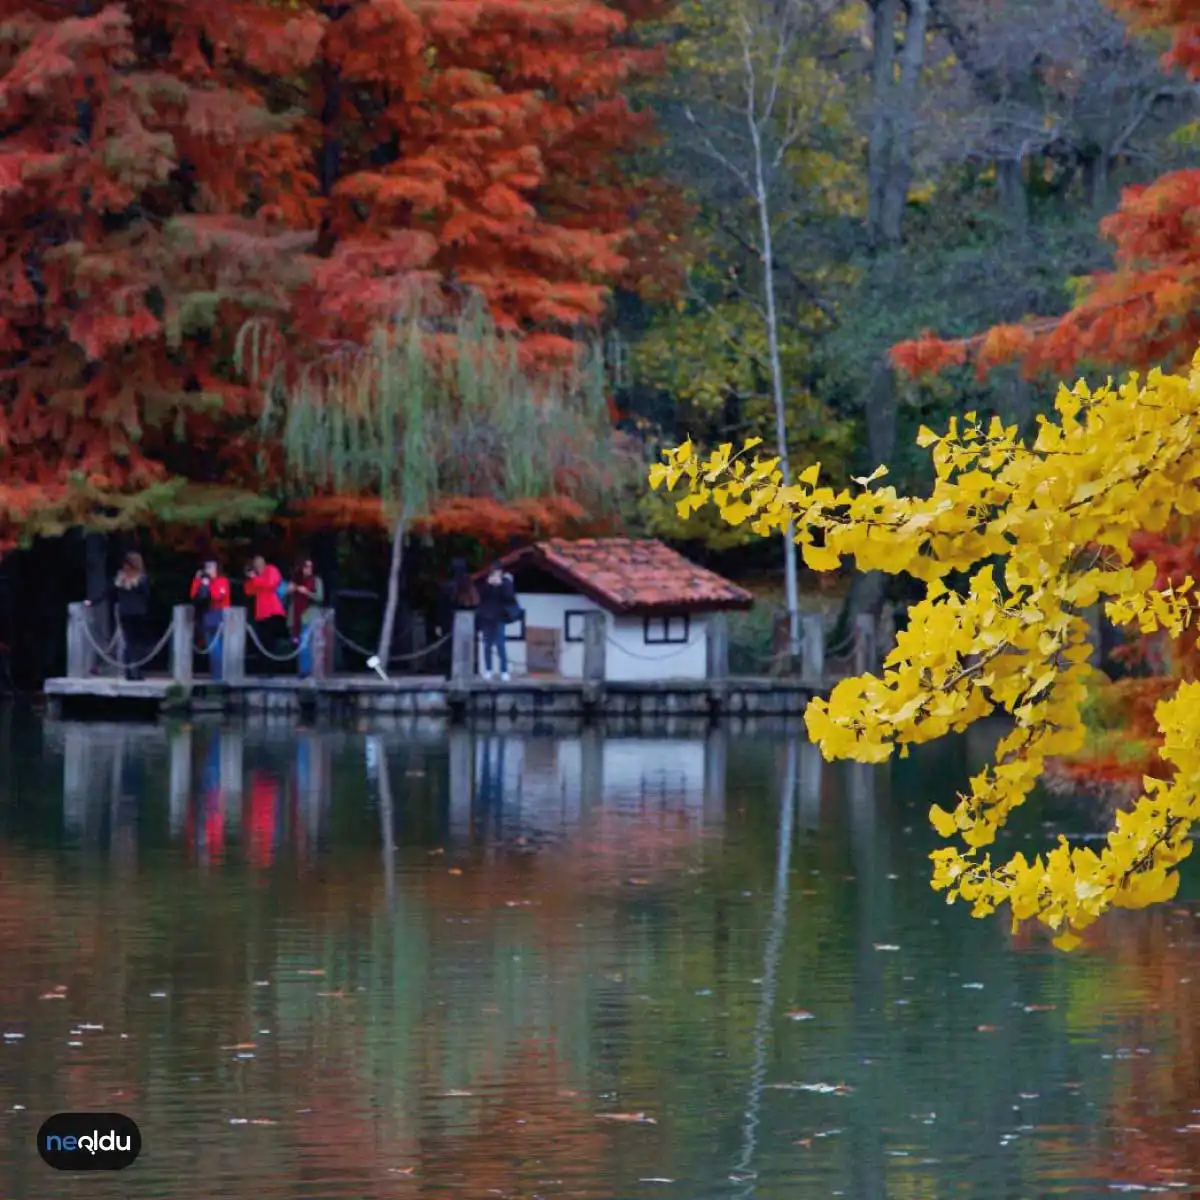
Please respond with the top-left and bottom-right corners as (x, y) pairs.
(244, 297), (623, 675)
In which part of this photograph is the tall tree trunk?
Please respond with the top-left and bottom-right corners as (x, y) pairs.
(374, 513), (407, 677)
(878, 0), (930, 245)
(866, 0), (900, 247)
(749, 72), (801, 660)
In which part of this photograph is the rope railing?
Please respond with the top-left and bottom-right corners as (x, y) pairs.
(334, 626), (452, 666)
(245, 623), (308, 663)
(79, 612), (178, 672)
(603, 633), (706, 663)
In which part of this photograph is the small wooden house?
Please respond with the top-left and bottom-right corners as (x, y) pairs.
(482, 538), (753, 682)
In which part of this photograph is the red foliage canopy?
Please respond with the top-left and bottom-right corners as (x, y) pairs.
(891, 0), (1200, 382)
(0, 0), (681, 547)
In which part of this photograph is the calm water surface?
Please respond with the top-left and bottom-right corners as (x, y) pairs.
(0, 710), (1196, 1198)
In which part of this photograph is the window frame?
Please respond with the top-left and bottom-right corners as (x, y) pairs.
(563, 609), (591, 644)
(643, 614), (690, 645)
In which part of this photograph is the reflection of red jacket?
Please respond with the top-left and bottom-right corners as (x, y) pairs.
(244, 565), (285, 621)
(247, 772), (279, 868)
(190, 573), (231, 610)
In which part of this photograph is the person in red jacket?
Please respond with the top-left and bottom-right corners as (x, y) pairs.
(190, 558), (231, 681)
(244, 554), (287, 666)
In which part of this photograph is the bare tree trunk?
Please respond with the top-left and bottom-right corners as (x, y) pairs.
(748, 49), (801, 660)
(373, 513), (407, 678)
(878, 0), (930, 244)
(866, 0), (900, 246)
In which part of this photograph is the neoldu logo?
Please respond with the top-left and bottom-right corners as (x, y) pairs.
(37, 1112), (141, 1171)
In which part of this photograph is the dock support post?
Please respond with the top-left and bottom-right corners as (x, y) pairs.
(169, 726), (192, 837)
(800, 613), (824, 687)
(853, 613), (878, 675)
(799, 739), (823, 830)
(877, 604), (897, 666)
(706, 612), (729, 681)
(66, 602), (95, 678)
(448, 727), (473, 835)
(221, 607), (247, 685)
(311, 608), (334, 680)
(219, 728), (244, 824)
(171, 605), (194, 686)
(451, 611), (475, 684)
(703, 725), (727, 825)
(582, 611), (606, 683)
(580, 726), (603, 815)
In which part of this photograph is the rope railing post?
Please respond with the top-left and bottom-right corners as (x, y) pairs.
(311, 608), (334, 680)
(877, 603), (897, 666)
(451, 610), (476, 684)
(171, 604), (194, 686)
(66, 602), (93, 678)
(582, 611), (606, 683)
(221, 607), (247, 685)
(706, 612), (729, 682)
(800, 613), (824, 687)
(853, 613), (878, 676)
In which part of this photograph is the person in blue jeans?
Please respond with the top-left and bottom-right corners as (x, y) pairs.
(190, 559), (231, 681)
(476, 562), (517, 681)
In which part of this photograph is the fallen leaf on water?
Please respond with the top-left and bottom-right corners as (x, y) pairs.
(298, 969), (325, 977)
(441, 1090), (473, 1098)
(387, 1166), (417, 1176)
(796, 1138), (813, 1149)
(638, 1179), (674, 1184)
(222, 1043), (257, 1051)
(765, 1082), (853, 1095)
(40, 992), (66, 1001)
(428, 848), (444, 856)
(627, 878), (650, 886)
(873, 944), (900, 952)
(448, 868), (463, 876)
(785, 1010), (815, 1021)
(249, 1118), (277, 1126)
(316, 991), (347, 999)
(596, 1112), (656, 1124)
(976, 1025), (999, 1033)
(1023, 1004), (1056, 1013)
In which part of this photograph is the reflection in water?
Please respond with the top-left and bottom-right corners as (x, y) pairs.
(0, 715), (1193, 1197)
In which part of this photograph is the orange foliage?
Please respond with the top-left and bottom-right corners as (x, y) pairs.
(0, 0), (682, 545)
(892, 1), (1200, 381)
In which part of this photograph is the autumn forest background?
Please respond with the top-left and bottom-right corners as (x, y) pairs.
(4, 0), (1200, 706)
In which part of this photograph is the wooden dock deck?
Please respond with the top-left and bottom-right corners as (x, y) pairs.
(42, 672), (824, 722)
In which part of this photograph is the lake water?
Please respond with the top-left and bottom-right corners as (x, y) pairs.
(0, 710), (1196, 1198)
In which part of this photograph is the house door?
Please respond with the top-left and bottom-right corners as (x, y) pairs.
(526, 627), (560, 674)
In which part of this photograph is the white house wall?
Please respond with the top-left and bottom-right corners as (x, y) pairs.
(499, 592), (710, 681)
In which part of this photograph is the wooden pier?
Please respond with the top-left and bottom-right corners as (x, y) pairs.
(43, 672), (823, 722)
(42, 601), (875, 724)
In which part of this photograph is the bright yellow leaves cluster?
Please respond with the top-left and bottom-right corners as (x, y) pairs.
(650, 352), (1200, 948)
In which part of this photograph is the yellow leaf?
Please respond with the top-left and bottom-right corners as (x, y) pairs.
(798, 462), (821, 486)
(802, 543), (841, 571)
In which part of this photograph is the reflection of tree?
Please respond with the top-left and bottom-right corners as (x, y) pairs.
(1081, 915), (1200, 1191)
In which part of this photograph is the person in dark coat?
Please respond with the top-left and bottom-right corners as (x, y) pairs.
(108, 552), (151, 679)
(434, 558), (479, 671)
(476, 561), (517, 681)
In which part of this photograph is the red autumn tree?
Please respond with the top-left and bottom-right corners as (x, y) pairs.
(0, 0), (681, 550)
(891, 1), (1200, 382)
(0, 0), (325, 546)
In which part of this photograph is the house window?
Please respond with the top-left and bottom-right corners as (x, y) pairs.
(506, 611), (526, 642)
(564, 609), (591, 643)
(644, 614), (690, 645)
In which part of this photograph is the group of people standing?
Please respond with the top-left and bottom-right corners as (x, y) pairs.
(190, 556), (325, 680)
(88, 549), (519, 682)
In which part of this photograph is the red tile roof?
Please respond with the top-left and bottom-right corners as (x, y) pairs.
(497, 538), (754, 615)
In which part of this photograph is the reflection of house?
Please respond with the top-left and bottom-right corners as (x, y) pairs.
(486, 538), (752, 681)
(460, 733), (722, 840)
